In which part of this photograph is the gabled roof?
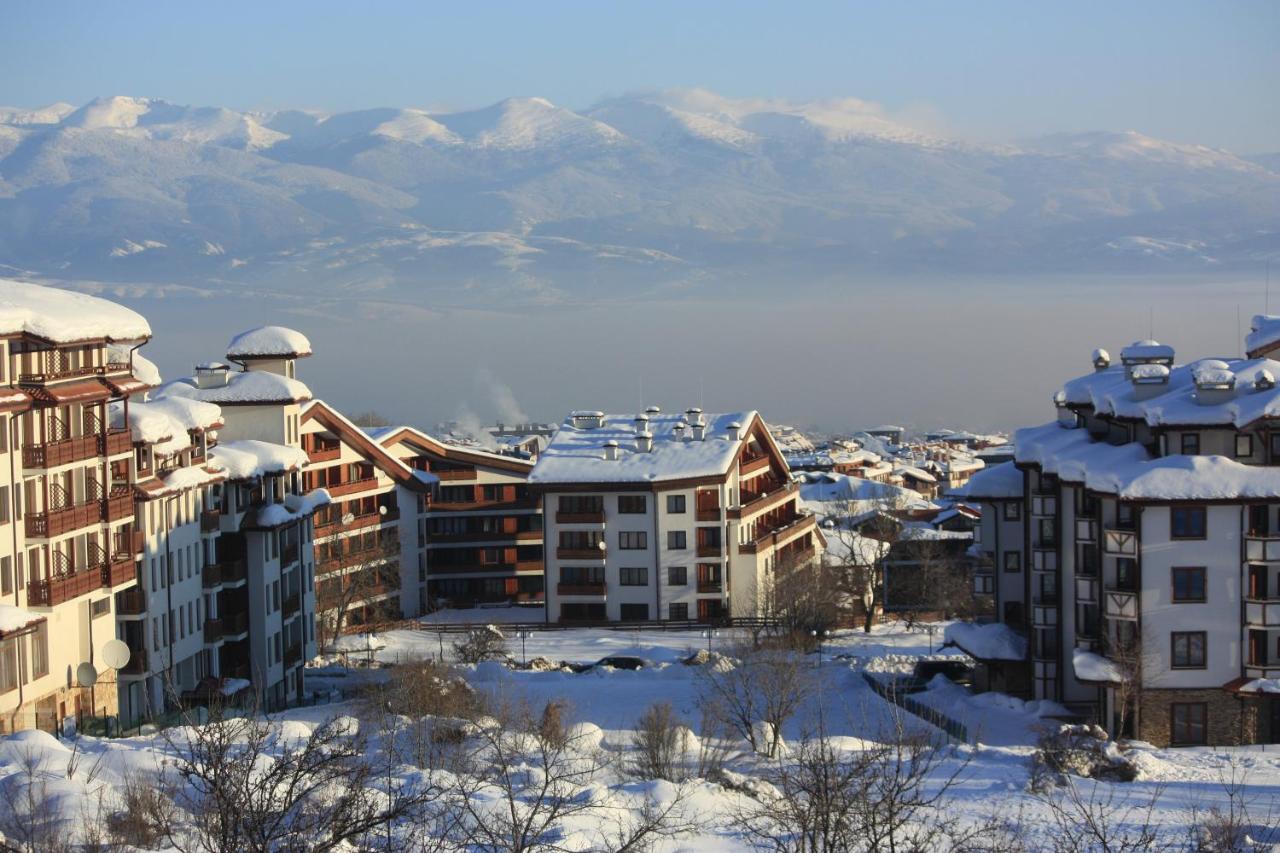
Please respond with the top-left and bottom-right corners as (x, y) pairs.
(373, 424), (534, 474)
(301, 400), (437, 490)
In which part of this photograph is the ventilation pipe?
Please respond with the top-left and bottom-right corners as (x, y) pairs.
(603, 439), (620, 461)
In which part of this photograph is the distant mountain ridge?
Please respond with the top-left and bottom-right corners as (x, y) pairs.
(0, 90), (1274, 306)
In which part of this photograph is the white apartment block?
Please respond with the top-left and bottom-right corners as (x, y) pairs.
(0, 282), (150, 734)
(534, 408), (820, 623)
(958, 326), (1280, 747)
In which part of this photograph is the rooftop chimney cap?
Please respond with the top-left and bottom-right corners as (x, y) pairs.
(1052, 390), (1067, 407)
(1255, 369), (1276, 391)
(1192, 359), (1235, 390)
(645, 405), (661, 414)
(1092, 348), (1111, 370)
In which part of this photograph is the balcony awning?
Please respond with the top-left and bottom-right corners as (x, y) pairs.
(102, 375), (151, 396)
(26, 380), (111, 404)
(0, 390), (32, 414)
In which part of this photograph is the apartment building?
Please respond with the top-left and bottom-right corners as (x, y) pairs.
(374, 427), (542, 611)
(956, 328), (1280, 746)
(0, 281), (150, 734)
(300, 400), (435, 639)
(155, 327), (325, 710)
(113, 395), (225, 726)
(533, 408), (820, 623)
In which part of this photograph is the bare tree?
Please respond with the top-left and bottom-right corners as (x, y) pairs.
(1032, 778), (1175, 853)
(698, 645), (814, 758)
(818, 489), (917, 633)
(754, 548), (837, 640)
(882, 535), (972, 628)
(628, 702), (691, 782)
(351, 410), (392, 428)
(1103, 626), (1151, 742)
(315, 513), (402, 649)
(0, 746), (61, 853)
(160, 704), (445, 853)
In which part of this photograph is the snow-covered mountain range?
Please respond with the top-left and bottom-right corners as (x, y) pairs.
(0, 91), (1274, 305)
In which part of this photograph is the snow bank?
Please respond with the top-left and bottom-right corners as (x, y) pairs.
(226, 325), (313, 358)
(944, 622), (1026, 661)
(1073, 649), (1123, 683)
(0, 278), (151, 343)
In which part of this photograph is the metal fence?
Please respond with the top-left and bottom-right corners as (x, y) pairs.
(861, 671), (970, 744)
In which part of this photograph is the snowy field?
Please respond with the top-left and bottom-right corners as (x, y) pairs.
(3, 615), (1279, 850)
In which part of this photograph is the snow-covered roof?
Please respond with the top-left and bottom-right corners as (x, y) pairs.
(0, 603), (42, 635)
(894, 465), (937, 484)
(226, 325), (312, 359)
(1119, 339), (1174, 362)
(0, 279), (151, 343)
(108, 343), (162, 387)
(111, 397), (222, 454)
(957, 461), (1023, 500)
(1062, 357), (1280, 427)
(529, 411), (761, 484)
(1016, 421), (1280, 500)
(156, 370), (311, 405)
(944, 621), (1026, 661)
(1246, 315), (1280, 357)
(209, 439), (308, 481)
(1073, 649), (1123, 684)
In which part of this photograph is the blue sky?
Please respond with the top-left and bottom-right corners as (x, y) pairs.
(2, 1), (1276, 152)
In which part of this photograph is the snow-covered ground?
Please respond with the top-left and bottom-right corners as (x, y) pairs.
(4, 618), (1280, 850)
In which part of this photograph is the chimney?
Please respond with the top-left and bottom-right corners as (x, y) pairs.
(691, 423), (706, 441)
(1191, 360), (1236, 406)
(673, 421), (687, 441)
(194, 361), (232, 389)
(1255, 369), (1276, 391)
(636, 430), (653, 453)
(645, 405), (661, 415)
(1092, 348), (1111, 372)
(1129, 363), (1170, 401)
(603, 439), (620, 461)
(633, 413), (650, 433)
(726, 421), (742, 441)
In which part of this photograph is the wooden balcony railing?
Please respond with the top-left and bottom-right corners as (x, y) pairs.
(433, 468), (478, 481)
(739, 513), (816, 555)
(200, 509), (222, 533)
(739, 455), (771, 476)
(104, 489), (134, 523)
(120, 646), (148, 676)
(102, 558), (136, 588)
(696, 542), (723, 558)
(202, 563), (223, 588)
(557, 547), (606, 560)
(695, 506), (721, 522)
(204, 619), (224, 644)
(25, 500), (102, 539)
(326, 477), (379, 497)
(697, 580), (722, 594)
(283, 592), (300, 615)
(115, 585), (147, 616)
(103, 429), (132, 456)
(729, 482), (798, 519)
(284, 644), (303, 668)
(306, 443), (341, 463)
(221, 560), (249, 585)
(26, 569), (102, 607)
(223, 612), (250, 637)
(23, 435), (99, 469)
(557, 582), (606, 596)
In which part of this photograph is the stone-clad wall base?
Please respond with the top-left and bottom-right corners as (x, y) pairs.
(1138, 688), (1259, 747)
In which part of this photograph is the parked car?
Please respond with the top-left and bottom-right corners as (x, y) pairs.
(911, 658), (974, 686)
(590, 656), (648, 671)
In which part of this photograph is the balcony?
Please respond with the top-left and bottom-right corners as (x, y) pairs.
(202, 563), (223, 588)
(696, 542), (723, 558)
(1244, 658), (1280, 679)
(1103, 588), (1138, 620)
(306, 441), (341, 463)
(102, 558), (136, 588)
(120, 646), (148, 676)
(739, 455), (771, 477)
(26, 568), (101, 606)
(1103, 528), (1138, 556)
(556, 511), (605, 524)
(1245, 537), (1280, 563)
(201, 509), (222, 533)
(115, 586), (147, 617)
(223, 612), (250, 638)
(433, 468), (478, 481)
(557, 546), (606, 561)
(25, 500), (102, 538)
(103, 429), (132, 456)
(326, 477), (379, 497)
(104, 489), (133, 523)
(283, 592), (300, 616)
(221, 560), (248, 586)
(204, 619), (224, 644)
(697, 579), (722, 594)
(22, 434), (99, 469)
(1245, 599), (1280, 627)
(739, 513), (817, 555)
(281, 544), (299, 567)
(696, 506), (721, 523)
(557, 582), (606, 596)
(730, 482), (798, 520)
(284, 645), (303, 668)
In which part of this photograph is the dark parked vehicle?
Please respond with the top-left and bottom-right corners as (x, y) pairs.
(912, 658), (974, 686)
(591, 656), (648, 671)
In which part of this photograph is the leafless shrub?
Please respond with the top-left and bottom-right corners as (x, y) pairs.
(452, 626), (509, 665)
(1029, 724), (1137, 791)
(1033, 777), (1175, 852)
(0, 746), (62, 853)
(629, 702), (690, 781)
(1189, 755), (1279, 852)
(105, 770), (178, 849)
(698, 645), (813, 757)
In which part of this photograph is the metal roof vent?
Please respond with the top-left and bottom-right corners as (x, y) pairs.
(571, 410), (605, 429)
(673, 421), (686, 441)
(685, 407), (705, 427)
(1192, 359), (1236, 406)
(1092, 348), (1111, 372)
(633, 413), (650, 431)
(603, 439), (620, 461)
(636, 430), (654, 453)
(1129, 363), (1170, 401)
(1255, 369), (1276, 391)
(645, 405), (661, 414)
(726, 420), (743, 441)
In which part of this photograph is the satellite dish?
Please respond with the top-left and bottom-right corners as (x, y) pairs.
(101, 639), (131, 670)
(76, 662), (98, 688)
(378, 505), (387, 515)
(342, 512), (355, 525)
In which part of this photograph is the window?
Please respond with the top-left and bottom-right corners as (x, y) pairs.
(618, 495), (647, 514)
(0, 638), (15, 694)
(561, 565), (604, 584)
(1002, 502), (1021, 521)
(90, 598), (110, 618)
(1236, 435), (1254, 458)
(1249, 505), (1270, 537)
(1170, 703), (1207, 746)
(1171, 567), (1206, 603)
(1180, 433), (1200, 455)
(669, 602), (689, 620)
(620, 567), (648, 586)
(0, 486), (9, 524)
(1003, 551), (1021, 573)
(620, 603), (649, 621)
(667, 530), (687, 550)
(666, 494), (686, 514)
(439, 485), (474, 503)
(559, 531), (603, 550)
(1171, 631), (1206, 669)
(618, 531), (647, 550)
(667, 566), (687, 585)
(559, 494), (603, 513)
(0, 556), (10, 596)
(1171, 506), (1207, 539)
(30, 621), (48, 678)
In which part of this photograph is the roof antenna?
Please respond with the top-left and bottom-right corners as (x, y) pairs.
(1237, 304), (1242, 358)
(699, 374), (705, 412)
(1268, 260), (1272, 315)
(1148, 306), (1154, 340)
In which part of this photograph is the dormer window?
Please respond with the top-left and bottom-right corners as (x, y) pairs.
(1181, 433), (1200, 455)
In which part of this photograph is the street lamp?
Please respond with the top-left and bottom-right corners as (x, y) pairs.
(701, 629), (719, 653)
(516, 630), (532, 666)
(810, 629), (831, 666)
